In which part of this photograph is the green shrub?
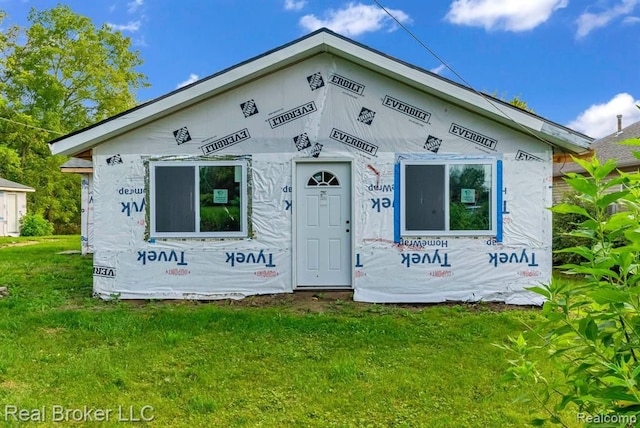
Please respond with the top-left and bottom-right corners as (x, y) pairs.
(54, 222), (81, 235)
(20, 213), (54, 236)
(552, 191), (593, 266)
(500, 155), (640, 426)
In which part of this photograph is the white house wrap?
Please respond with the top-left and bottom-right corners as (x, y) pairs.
(50, 29), (592, 304)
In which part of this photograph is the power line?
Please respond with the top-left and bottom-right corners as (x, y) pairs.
(371, 0), (555, 146)
(0, 116), (64, 135)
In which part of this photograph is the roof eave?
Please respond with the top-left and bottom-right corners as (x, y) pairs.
(320, 34), (593, 154)
(49, 28), (593, 157)
(50, 33), (330, 157)
(0, 186), (35, 192)
(60, 167), (93, 174)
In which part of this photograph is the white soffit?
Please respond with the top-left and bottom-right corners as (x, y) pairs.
(49, 29), (592, 156)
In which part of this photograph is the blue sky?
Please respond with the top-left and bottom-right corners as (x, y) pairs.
(2, 0), (639, 139)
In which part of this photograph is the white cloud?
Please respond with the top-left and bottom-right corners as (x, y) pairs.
(176, 73), (200, 89)
(567, 93), (640, 139)
(576, 0), (639, 38)
(132, 36), (148, 47)
(445, 0), (568, 31)
(299, 2), (411, 37)
(430, 64), (447, 75)
(285, 0), (306, 11)
(106, 20), (141, 32)
(623, 15), (640, 23)
(128, 0), (144, 14)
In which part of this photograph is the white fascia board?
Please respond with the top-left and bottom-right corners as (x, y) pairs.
(0, 186), (35, 192)
(540, 122), (592, 153)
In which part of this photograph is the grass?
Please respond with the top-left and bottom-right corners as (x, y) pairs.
(0, 236), (575, 427)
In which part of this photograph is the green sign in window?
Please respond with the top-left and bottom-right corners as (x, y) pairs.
(213, 189), (228, 204)
(460, 188), (476, 204)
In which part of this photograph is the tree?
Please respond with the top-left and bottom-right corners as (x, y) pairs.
(0, 5), (148, 231)
(490, 91), (535, 113)
(507, 95), (534, 113)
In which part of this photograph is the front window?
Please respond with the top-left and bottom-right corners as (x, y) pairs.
(400, 159), (497, 236)
(150, 160), (248, 238)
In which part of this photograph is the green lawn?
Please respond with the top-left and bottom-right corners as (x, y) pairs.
(0, 236), (574, 427)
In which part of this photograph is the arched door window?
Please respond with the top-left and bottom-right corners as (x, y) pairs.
(307, 171), (340, 187)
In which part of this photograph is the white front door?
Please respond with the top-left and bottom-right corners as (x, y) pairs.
(7, 194), (18, 234)
(296, 162), (352, 288)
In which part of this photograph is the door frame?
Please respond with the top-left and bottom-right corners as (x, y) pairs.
(292, 158), (355, 290)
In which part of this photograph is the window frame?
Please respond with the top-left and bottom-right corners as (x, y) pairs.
(399, 157), (498, 237)
(149, 160), (248, 239)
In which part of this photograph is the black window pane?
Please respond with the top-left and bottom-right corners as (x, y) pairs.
(405, 165), (445, 231)
(155, 166), (195, 232)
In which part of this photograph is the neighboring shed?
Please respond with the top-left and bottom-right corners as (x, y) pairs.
(61, 158), (94, 254)
(48, 28), (592, 304)
(553, 118), (640, 204)
(0, 177), (35, 237)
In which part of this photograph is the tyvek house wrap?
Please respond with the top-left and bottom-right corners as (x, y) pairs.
(91, 53), (550, 304)
(80, 174), (94, 255)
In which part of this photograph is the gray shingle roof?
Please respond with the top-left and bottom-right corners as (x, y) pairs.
(554, 120), (640, 177)
(0, 177), (35, 192)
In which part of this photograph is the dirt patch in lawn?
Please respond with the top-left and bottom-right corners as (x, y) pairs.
(91, 290), (540, 314)
(0, 240), (40, 249)
(222, 291), (359, 313)
(201, 291), (539, 314)
(0, 380), (24, 390)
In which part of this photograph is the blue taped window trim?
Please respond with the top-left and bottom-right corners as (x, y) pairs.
(395, 154), (501, 241)
(394, 162), (401, 243)
(496, 159), (503, 243)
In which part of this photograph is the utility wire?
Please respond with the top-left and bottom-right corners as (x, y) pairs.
(371, 0), (558, 146)
(0, 116), (64, 135)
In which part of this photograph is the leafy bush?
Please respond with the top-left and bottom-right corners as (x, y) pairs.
(553, 191), (628, 267)
(500, 155), (640, 426)
(552, 191), (594, 266)
(54, 222), (81, 235)
(450, 201), (490, 230)
(20, 213), (54, 236)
